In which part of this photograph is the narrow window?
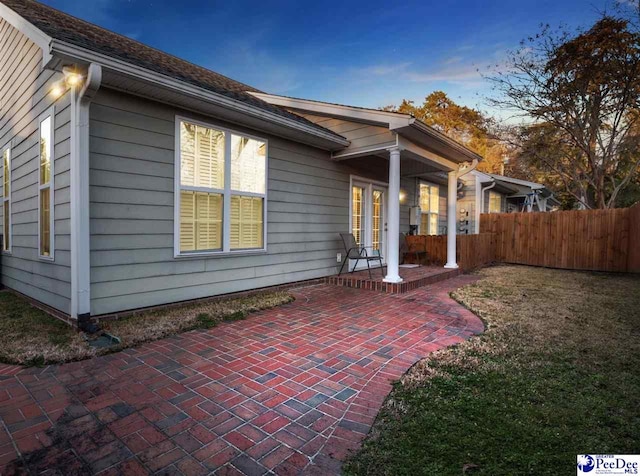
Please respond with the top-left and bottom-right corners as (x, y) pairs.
(351, 186), (365, 247)
(39, 112), (54, 259)
(176, 118), (267, 255)
(489, 191), (502, 213)
(2, 145), (10, 253)
(419, 183), (439, 235)
(372, 190), (382, 252)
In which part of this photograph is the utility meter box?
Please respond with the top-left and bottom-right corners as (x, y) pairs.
(409, 206), (421, 226)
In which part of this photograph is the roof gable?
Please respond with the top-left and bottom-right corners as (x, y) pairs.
(0, 0), (347, 145)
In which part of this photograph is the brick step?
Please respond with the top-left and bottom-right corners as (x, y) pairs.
(325, 267), (462, 294)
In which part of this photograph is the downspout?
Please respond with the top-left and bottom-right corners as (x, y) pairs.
(480, 181), (496, 215)
(70, 63), (102, 331)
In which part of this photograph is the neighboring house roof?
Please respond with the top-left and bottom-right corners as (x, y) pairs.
(468, 171), (519, 195)
(0, 0), (349, 148)
(487, 173), (558, 200)
(250, 93), (483, 164)
(486, 174), (545, 190)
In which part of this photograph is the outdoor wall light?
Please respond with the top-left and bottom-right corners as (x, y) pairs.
(49, 82), (65, 98)
(62, 66), (83, 85)
(51, 66), (85, 98)
(399, 189), (407, 204)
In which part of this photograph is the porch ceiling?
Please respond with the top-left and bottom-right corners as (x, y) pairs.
(338, 150), (452, 180)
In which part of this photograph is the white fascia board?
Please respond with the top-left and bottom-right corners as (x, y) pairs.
(470, 170), (493, 182)
(0, 3), (53, 67)
(50, 41), (350, 149)
(250, 92), (413, 129)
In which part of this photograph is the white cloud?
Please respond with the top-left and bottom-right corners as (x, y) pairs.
(353, 62), (413, 76)
(346, 47), (510, 87)
(403, 65), (481, 82)
(443, 55), (463, 65)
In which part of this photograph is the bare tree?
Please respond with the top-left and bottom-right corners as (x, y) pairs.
(488, 16), (640, 208)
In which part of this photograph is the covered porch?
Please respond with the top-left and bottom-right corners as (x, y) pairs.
(250, 93), (484, 286)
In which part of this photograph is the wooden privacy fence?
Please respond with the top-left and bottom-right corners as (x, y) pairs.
(480, 203), (640, 273)
(405, 233), (495, 270)
(405, 203), (639, 273)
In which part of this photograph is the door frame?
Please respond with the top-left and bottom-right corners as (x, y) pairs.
(348, 175), (388, 271)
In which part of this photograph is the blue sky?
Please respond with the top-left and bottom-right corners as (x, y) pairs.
(41, 0), (618, 116)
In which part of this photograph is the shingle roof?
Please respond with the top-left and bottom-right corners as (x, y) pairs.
(0, 0), (347, 142)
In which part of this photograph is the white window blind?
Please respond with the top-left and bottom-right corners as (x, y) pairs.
(419, 183), (439, 235)
(352, 186), (364, 247)
(176, 118), (267, 255)
(230, 195), (263, 250)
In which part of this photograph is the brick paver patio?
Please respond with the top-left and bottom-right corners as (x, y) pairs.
(0, 276), (483, 475)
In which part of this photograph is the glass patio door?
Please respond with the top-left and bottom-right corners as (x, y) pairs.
(350, 180), (387, 271)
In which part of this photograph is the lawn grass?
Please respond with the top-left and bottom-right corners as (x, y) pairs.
(0, 290), (293, 366)
(0, 292), (92, 366)
(344, 265), (640, 476)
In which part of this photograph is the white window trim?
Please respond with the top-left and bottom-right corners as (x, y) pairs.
(2, 143), (11, 254)
(38, 107), (55, 261)
(419, 180), (439, 235)
(173, 115), (268, 258)
(348, 175), (388, 271)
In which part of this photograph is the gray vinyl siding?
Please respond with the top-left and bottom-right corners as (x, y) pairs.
(298, 113), (396, 155)
(438, 186), (448, 234)
(89, 88), (382, 315)
(0, 18), (71, 313)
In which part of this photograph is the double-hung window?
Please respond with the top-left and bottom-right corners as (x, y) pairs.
(2, 144), (10, 253)
(176, 117), (267, 256)
(488, 191), (502, 213)
(39, 110), (54, 259)
(419, 182), (439, 235)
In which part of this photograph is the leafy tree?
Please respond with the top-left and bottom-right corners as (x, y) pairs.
(382, 92), (509, 173)
(488, 16), (640, 209)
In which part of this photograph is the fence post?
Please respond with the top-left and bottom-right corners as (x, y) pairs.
(628, 203), (640, 273)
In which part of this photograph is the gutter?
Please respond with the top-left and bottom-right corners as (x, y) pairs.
(70, 63), (102, 331)
(50, 40), (350, 150)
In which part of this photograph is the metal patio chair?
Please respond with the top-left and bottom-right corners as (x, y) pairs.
(338, 233), (385, 279)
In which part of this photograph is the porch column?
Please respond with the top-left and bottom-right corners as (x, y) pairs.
(445, 170), (458, 269)
(384, 147), (402, 283)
